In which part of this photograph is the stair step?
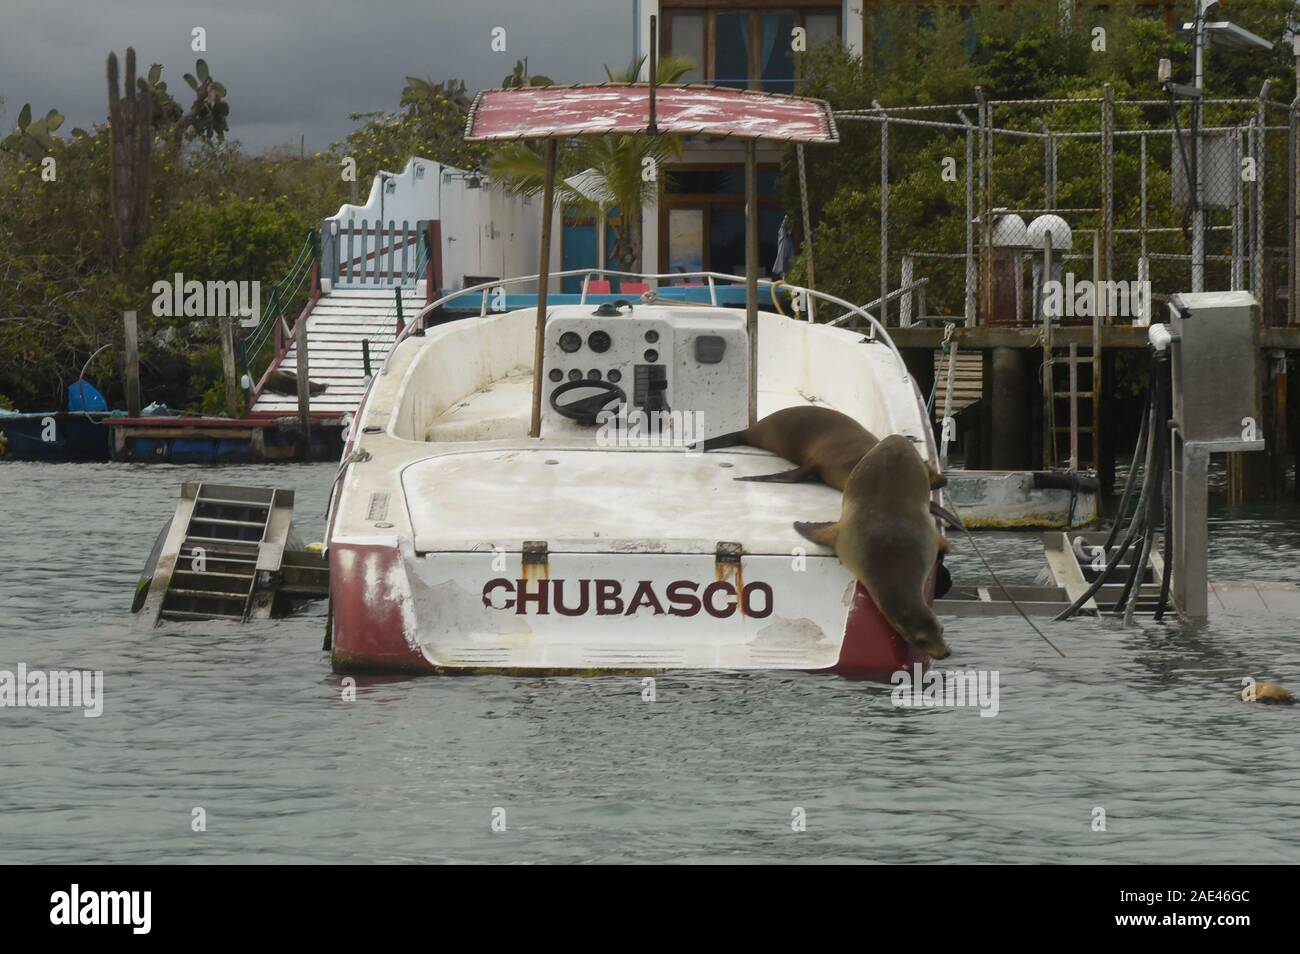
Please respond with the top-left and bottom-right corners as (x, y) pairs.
(159, 609), (246, 621)
(164, 587), (251, 600)
(195, 496), (270, 508)
(189, 519), (267, 535)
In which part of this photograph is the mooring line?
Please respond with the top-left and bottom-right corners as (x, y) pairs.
(942, 496), (1068, 658)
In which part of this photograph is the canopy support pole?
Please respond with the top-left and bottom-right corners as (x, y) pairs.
(745, 138), (759, 426)
(530, 138), (558, 438)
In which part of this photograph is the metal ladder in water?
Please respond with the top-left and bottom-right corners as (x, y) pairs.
(1042, 316), (1102, 472)
(139, 483), (296, 624)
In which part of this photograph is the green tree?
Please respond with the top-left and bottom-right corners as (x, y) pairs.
(487, 54), (694, 271)
(337, 75), (485, 182)
(501, 58), (554, 88)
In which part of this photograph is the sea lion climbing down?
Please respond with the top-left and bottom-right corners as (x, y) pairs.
(794, 434), (953, 660)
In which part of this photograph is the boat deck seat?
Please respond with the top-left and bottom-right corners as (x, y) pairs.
(425, 372), (533, 442)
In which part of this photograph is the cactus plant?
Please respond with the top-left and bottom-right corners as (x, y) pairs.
(179, 58), (229, 141)
(500, 58), (554, 89)
(107, 47), (154, 256)
(141, 62), (183, 128)
(1, 103), (65, 158)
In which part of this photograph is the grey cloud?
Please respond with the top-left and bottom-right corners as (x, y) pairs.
(0, 0), (634, 151)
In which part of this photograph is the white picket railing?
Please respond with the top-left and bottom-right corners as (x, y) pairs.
(325, 219), (424, 287)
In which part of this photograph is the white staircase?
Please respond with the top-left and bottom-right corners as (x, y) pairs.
(249, 288), (422, 417)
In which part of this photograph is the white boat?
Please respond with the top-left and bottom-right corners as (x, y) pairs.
(323, 83), (945, 677)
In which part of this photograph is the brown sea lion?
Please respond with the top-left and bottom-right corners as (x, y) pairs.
(703, 405), (945, 492)
(262, 369), (327, 396)
(794, 434), (952, 660)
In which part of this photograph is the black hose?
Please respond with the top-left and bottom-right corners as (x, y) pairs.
(1121, 350), (1173, 621)
(1104, 372), (1152, 552)
(1116, 352), (1166, 616)
(1056, 352), (1160, 622)
(1052, 515), (1144, 621)
(1120, 507), (1157, 620)
(1115, 375), (1159, 613)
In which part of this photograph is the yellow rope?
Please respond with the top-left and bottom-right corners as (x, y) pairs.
(770, 280), (788, 317)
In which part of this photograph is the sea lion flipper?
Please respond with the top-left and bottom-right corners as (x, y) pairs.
(793, 520), (838, 547)
(736, 463), (815, 485)
(928, 467), (947, 490)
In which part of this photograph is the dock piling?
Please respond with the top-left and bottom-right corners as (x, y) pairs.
(991, 347), (1030, 469)
(219, 315), (240, 418)
(294, 314), (311, 457)
(123, 309), (141, 419)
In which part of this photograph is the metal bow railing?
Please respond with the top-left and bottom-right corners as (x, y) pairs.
(390, 268), (911, 380)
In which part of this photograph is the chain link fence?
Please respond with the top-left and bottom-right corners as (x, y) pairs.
(832, 84), (1296, 329)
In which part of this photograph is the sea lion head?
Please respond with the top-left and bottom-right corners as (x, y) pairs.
(892, 602), (951, 660)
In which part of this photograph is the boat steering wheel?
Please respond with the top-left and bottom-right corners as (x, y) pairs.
(548, 379), (627, 426)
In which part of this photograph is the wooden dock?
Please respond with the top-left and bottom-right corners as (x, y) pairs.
(106, 415), (343, 462)
(897, 320), (1300, 502)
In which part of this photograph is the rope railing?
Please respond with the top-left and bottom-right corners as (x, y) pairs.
(242, 229), (316, 369)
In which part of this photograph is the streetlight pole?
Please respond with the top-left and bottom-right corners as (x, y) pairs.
(1192, 5), (1205, 292)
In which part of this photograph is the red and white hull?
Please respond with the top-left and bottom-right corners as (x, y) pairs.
(325, 299), (940, 680)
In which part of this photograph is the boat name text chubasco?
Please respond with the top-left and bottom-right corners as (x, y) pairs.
(482, 578), (773, 618)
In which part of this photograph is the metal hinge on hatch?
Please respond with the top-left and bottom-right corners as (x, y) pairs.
(522, 541), (549, 567)
(715, 541), (744, 565)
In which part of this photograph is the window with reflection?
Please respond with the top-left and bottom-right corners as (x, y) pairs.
(663, 7), (841, 91)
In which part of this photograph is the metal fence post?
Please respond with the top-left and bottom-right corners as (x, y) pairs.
(1233, 126), (1244, 291)
(1139, 130), (1149, 315)
(1102, 84), (1114, 282)
(960, 109), (976, 326)
(876, 101), (889, 325)
(1251, 87), (1265, 306)
(975, 87), (990, 325)
(1291, 95), (1300, 326)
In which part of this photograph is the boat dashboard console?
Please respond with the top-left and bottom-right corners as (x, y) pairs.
(540, 303), (749, 442)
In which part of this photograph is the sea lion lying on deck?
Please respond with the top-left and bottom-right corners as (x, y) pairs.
(262, 369), (327, 396)
(701, 405), (947, 493)
(701, 406), (882, 490)
(794, 434), (952, 660)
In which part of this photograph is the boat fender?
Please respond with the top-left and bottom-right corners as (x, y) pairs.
(1032, 471), (1100, 494)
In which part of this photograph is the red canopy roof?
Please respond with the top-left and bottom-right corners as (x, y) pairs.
(465, 85), (838, 144)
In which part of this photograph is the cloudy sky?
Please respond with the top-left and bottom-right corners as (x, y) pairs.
(0, 0), (635, 152)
